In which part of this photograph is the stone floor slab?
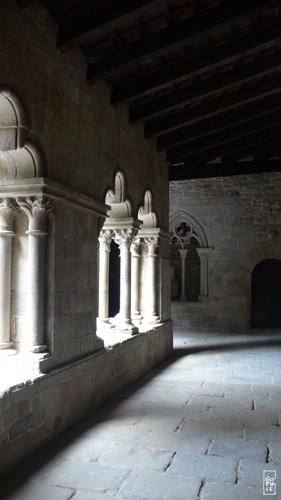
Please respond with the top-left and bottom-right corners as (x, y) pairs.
(238, 458), (281, 489)
(98, 443), (174, 471)
(118, 469), (201, 500)
(201, 480), (263, 500)
(40, 459), (130, 495)
(167, 451), (237, 483)
(209, 436), (267, 461)
(0, 481), (74, 500)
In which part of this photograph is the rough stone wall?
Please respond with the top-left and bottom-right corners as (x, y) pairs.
(0, 322), (173, 478)
(0, 0), (172, 476)
(0, 0), (168, 226)
(170, 173), (281, 331)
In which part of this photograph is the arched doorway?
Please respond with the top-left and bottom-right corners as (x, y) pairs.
(252, 259), (281, 328)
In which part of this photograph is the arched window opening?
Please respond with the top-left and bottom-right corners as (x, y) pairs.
(169, 211), (212, 302)
(0, 88), (50, 354)
(252, 259), (281, 328)
(108, 240), (120, 318)
(98, 171), (139, 335)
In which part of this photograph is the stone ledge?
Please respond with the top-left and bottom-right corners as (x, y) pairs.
(0, 320), (173, 478)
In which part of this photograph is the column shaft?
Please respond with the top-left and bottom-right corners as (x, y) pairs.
(179, 248), (188, 302)
(0, 233), (13, 347)
(28, 232), (46, 350)
(131, 238), (141, 319)
(119, 243), (131, 323)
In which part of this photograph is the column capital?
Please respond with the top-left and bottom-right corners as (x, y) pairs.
(196, 247), (214, 258)
(0, 198), (17, 233)
(17, 196), (53, 234)
(98, 229), (113, 252)
(131, 236), (141, 257)
(114, 227), (137, 250)
(178, 248), (188, 259)
(143, 236), (159, 257)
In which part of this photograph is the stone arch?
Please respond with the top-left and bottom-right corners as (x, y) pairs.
(169, 210), (212, 300)
(98, 170), (139, 334)
(0, 87), (44, 179)
(169, 209), (208, 248)
(251, 258), (281, 328)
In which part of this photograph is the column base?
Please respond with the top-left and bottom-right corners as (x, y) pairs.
(0, 341), (13, 349)
(180, 294), (186, 302)
(142, 315), (160, 325)
(97, 318), (115, 332)
(30, 344), (48, 353)
(115, 322), (139, 335)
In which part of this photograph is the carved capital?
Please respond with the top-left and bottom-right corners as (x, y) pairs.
(144, 236), (159, 257)
(17, 196), (53, 234)
(114, 228), (137, 251)
(98, 229), (113, 252)
(0, 198), (17, 233)
(131, 236), (141, 257)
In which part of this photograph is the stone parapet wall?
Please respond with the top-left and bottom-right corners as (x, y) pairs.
(0, 321), (173, 478)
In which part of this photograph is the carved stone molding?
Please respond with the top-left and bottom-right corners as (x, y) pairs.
(0, 198), (17, 233)
(98, 229), (113, 252)
(114, 227), (137, 250)
(143, 236), (159, 257)
(17, 195), (53, 233)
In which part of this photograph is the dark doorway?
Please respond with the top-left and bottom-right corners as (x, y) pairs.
(109, 240), (120, 317)
(252, 259), (281, 328)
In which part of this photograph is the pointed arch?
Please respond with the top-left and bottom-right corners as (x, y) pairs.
(169, 209), (209, 248)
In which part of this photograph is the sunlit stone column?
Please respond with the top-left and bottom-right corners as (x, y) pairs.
(196, 248), (212, 298)
(0, 199), (16, 348)
(179, 248), (188, 301)
(18, 196), (53, 352)
(97, 229), (113, 327)
(115, 228), (138, 334)
(143, 236), (160, 323)
(131, 237), (142, 320)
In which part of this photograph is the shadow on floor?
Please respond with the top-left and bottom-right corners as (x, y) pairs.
(1, 330), (281, 497)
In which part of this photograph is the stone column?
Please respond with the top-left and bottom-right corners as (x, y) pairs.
(143, 237), (160, 323)
(97, 230), (113, 326)
(0, 199), (16, 348)
(196, 248), (212, 298)
(115, 229), (138, 334)
(17, 196), (53, 352)
(131, 237), (142, 320)
(179, 248), (188, 301)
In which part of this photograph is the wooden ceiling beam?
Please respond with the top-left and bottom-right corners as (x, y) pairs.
(130, 52), (281, 123)
(169, 159), (281, 180)
(145, 73), (281, 136)
(14, 0), (37, 7)
(87, 0), (277, 82)
(111, 22), (281, 105)
(158, 94), (281, 150)
(224, 135), (281, 162)
(166, 110), (281, 161)
(57, 0), (170, 51)
(172, 123), (281, 164)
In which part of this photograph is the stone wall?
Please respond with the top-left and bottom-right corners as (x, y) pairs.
(0, 0), (172, 477)
(0, 322), (173, 478)
(0, 0), (168, 225)
(170, 173), (281, 331)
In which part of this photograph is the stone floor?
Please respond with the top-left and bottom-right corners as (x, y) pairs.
(1, 328), (281, 500)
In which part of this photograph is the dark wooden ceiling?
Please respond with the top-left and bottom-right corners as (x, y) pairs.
(17, 0), (281, 179)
